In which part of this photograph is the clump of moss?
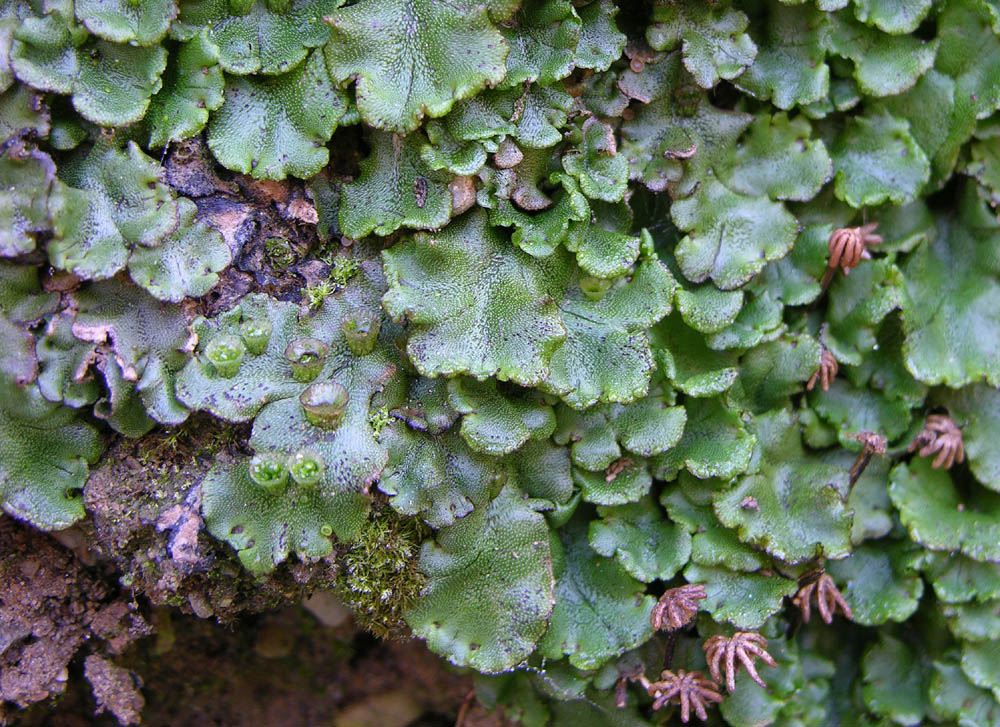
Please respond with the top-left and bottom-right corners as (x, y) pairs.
(304, 255), (360, 309)
(368, 406), (392, 437)
(334, 506), (429, 639)
(328, 255), (360, 287)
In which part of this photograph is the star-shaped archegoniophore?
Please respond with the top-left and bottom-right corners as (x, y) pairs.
(792, 572), (853, 624)
(703, 631), (777, 693)
(806, 347), (838, 393)
(647, 669), (723, 723)
(828, 223), (882, 275)
(650, 583), (707, 631)
(819, 221), (883, 290)
(909, 414), (965, 469)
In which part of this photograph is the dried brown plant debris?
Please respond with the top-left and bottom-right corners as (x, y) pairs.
(849, 430), (887, 487)
(821, 222), (882, 287)
(605, 456), (634, 483)
(650, 584), (707, 631)
(909, 414), (965, 469)
(807, 347), (839, 392)
(614, 675), (631, 709)
(646, 669), (723, 723)
(792, 572), (853, 624)
(703, 632), (777, 693)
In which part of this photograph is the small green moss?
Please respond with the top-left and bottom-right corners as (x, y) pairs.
(304, 280), (336, 310)
(304, 256), (361, 310)
(265, 236), (297, 269)
(334, 506), (428, 639)
(328, 255), (360, 287)
(368, 406), (391, 438)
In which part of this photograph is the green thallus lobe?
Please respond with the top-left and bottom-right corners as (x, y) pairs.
(5, 0), (999, 722)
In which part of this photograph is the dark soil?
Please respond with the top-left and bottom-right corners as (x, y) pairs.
(1, 513), (504, 727)
(0, 516), (149, 725)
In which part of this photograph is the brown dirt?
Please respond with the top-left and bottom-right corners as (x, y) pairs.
(6, 582), (500, 727)
(123, 609), (490, 727)
(1, 511), (508, 727)
(4, 414), (485, 726)
(0, 516), (150, 724)
(83, 656), (144, 726)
